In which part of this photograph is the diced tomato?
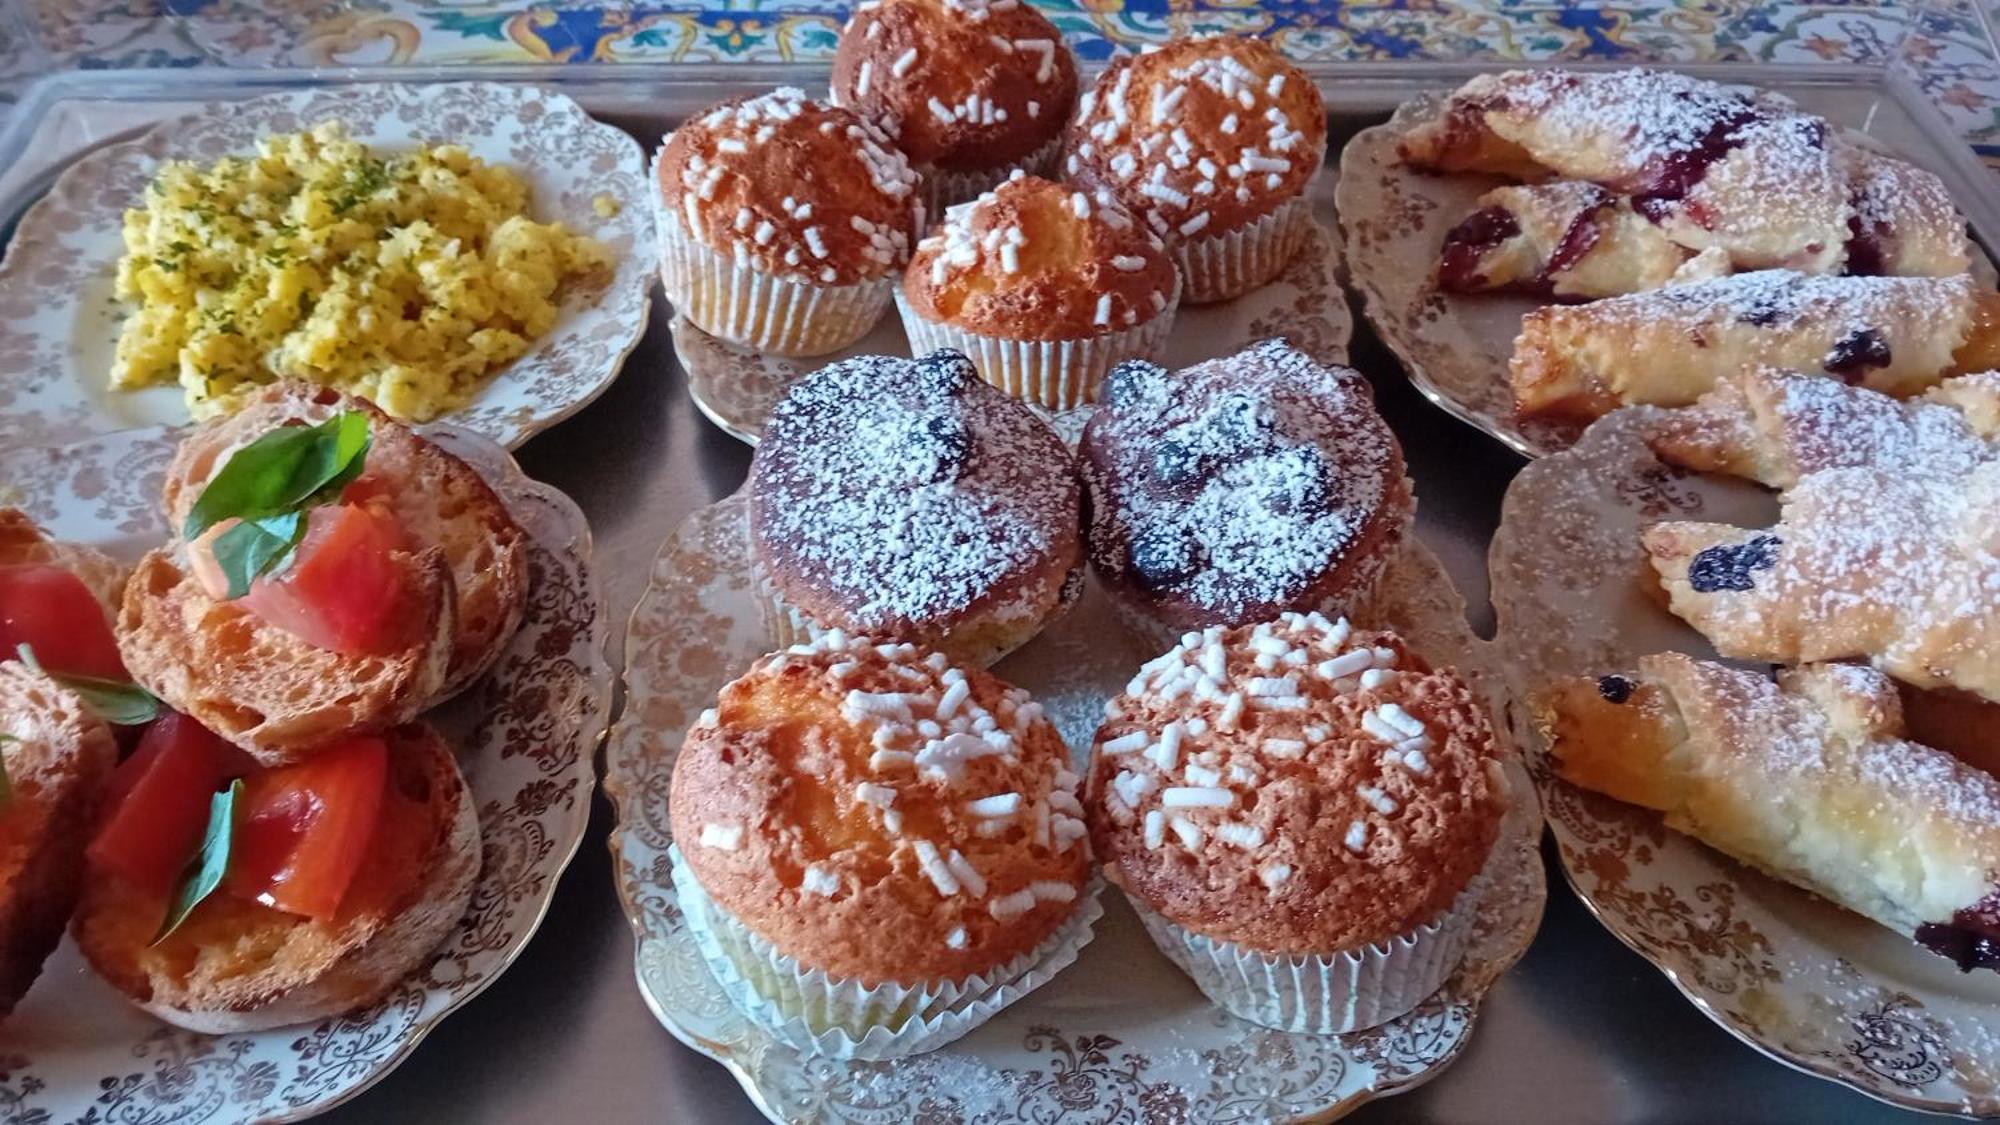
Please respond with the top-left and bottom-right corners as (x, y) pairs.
(190, 503), (407, 655)
(226, 736), (388, 921)
(87, 712), (251, 896)
(0, 563), (126, 681)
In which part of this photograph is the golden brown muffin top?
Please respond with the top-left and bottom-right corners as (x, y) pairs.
(1085, 613), (1506, 954)
(902, 175), (1179, 340)
(657, 88), (921, 285)
(831, 0), (1078, 173)
(1063, 36), (1326, 243)
(670, 632), (1091, 984)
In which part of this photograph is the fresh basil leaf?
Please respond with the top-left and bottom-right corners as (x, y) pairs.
(182, 411), (372, 540)
(0, 734), (13, 809)
(154, 778), (241, 945)
(210, 511), (307, 599)
(14, 644), (160, 726)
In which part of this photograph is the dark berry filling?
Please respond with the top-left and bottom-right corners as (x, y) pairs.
(1129, 528), (1200, 590)
(1597, 674), (1636, 704)
(1823, 328), (1893, 383)
(1687, 534), (1782, 593)
(1437, 205), (1521, 292)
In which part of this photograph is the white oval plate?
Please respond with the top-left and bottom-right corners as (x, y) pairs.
(0, 423), (610, 1123)
(0, 81), (655, 453)
(606, 493), (1545, 1124)
(671, 178), (1353, 446)
(1490, 407), (2000, 1117)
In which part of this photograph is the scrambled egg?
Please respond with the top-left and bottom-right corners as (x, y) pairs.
(111, 121), (610, 422)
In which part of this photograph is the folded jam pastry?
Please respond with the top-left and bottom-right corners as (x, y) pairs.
(1541, 654), (2000, 971)
(1510, 270), (2000, 419)
(1437, 183), (1726, 300)
(1405, 68), (1968, 280)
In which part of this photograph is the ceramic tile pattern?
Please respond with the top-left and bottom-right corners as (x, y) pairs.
(0, 1), (1995, 173)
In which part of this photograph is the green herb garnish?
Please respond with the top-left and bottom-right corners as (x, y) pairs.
(182, 411), (371, 597)
(15, 644), (159, 726)
(154, 779), (242, 944)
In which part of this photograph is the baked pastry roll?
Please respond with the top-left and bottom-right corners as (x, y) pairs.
(1843, 145), (1972, 278)
(1509, 270), (2000, 419)
(1541, 654), (2000, 970)
(1437, 183), (1727, 300)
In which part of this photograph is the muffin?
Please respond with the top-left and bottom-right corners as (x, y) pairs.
(1064, 35), (1326, 303)
(1086, 612), (1507, 1031)
(831, 0), (1078, 211)
(897, 174), (1181, 410)
(669, 630), (1098, 1057)
(750, 350), (1085, 666)
(1079, 340), (1414, 645)
(655, 87), (921, 356)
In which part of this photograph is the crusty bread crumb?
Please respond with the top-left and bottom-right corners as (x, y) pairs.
(0, 507), (126, 616)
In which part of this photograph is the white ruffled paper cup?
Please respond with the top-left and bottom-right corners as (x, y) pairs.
(1176, 194), (1311, 305)
(670, 846), (1103, 1059)
(922, 135), (1064, 218)
(895, 276), (1181, 411)
(651, 146), (894, 357)
(1125, 846), (1488, 1034)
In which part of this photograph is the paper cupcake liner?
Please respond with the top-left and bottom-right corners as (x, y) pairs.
(894, 278), (1180, 411)
(923, 135), (1064, 218)
(670, 846), (1104, 1060)
(1127, 851), (1485, 1034)
(750, 555), (1070, 668)
(1176, 194), (1311, 305)
(651, 144), (892, 357)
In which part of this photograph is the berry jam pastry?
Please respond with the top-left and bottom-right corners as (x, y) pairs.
(669, 631), (1096, 1057)
(749, 350), (1085, 667)
(1437, 182), (1729, 301)
(655, 88), (921, 356)
(1509, 270), (2000, 420)
(897, 174), (1180, 410)
(1402, 67), (1969, 281)
(1086, 613), (1506, 1031)
(831, 0), (1078, 211)
(1640, 368), (2000, 704)
(1078, 341), (1412, 644)
(1541, 653), (2000, 972)
(1064, 35), (1326, 304)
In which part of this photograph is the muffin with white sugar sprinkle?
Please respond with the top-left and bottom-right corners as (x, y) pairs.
(1064, 35), (1326, 303)
(898, 174), (1181, 410)
(831, 0), (1078, 210)
(1085, 611), (1506, 1032)
(669, 630), (1098, 1058)
(655, 88), (920, 356)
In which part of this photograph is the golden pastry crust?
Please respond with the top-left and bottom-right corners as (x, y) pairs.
(902, 176), (1178, 340)
(1841, 143), (1971, 278)
(657, 88), (921, 286)
(1436, 182), (1721, 300)
(830, 0), (1077, 174)
(1063, 36), (1326, 243)
(749, 351), (1084, 667)
(1510, 271), (1981, 420)
(669, 633), (1090, 985)
(1542, 655), (2000, 966)
(1080, 341), (1413, 634)
(1085, 614), (1505, 954)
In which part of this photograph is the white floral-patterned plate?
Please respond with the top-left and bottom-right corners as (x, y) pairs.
(606, 493), (1545, 1124)
(672, 179), (1353, 446)
(0, 81), (654, 453)
(1490, 407), (2000, 1117)
(0, 423), (611, 1123)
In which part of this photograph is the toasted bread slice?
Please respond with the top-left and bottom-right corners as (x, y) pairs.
(73, 722), (479, 1033)
(0, 507), (125, 615)
(0, 662), (118, 1018)
(118, 545), (455, 763)
(160, 382), (529, 700)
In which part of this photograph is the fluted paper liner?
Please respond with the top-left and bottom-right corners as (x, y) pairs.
(922, 135), (1064, 218)
(651, 142), (894, 357)
(1177, 193), (1311, 305)
(670, 847), (1103, 1059)
(894, 271), (1181, 411)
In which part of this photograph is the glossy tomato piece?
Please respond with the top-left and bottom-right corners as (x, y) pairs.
(191, 503), (407, 656)
(226, 735), (388, 921)
(0, 563), (126, 681)
(87, 712), (250, 896)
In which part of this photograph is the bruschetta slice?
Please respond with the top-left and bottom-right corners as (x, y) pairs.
(0, 507), (128, 681)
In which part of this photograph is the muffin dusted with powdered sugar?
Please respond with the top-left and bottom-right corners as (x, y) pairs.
(1079, 340), (1413, 644)
(655, 88), (921, 356)
(749, 350), (1085, 667)
(1085, 611), (1506, 1032)
(831, 0), (1078, 210)
(1064, 35), (1325, 303)
(668, 630), (1097, 1057)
